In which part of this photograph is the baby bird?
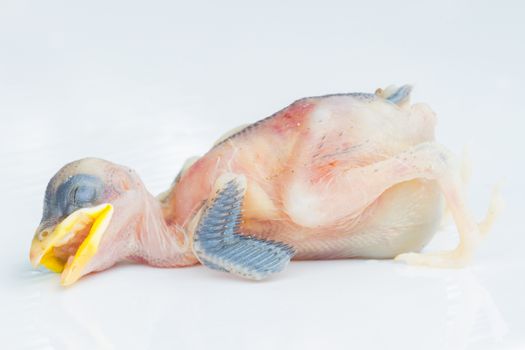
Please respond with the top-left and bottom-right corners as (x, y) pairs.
(29, 85), (500, 285)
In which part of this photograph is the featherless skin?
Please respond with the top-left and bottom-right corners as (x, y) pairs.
(29, 85), (501, 285)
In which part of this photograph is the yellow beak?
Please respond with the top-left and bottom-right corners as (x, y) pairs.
(30, 203), (113, 286)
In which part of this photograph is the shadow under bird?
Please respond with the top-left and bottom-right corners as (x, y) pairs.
(29, 85), (501, 286)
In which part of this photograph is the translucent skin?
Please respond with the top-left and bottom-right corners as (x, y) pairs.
(35, 88), (499, 282)
(164, 93), (442, 261)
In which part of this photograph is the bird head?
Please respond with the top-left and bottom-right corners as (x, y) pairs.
(29, 158), (146, 286)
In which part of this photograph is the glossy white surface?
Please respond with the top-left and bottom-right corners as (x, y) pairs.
(1, 1), (524, 349)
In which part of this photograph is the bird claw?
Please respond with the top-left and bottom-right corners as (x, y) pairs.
(394, 250), (470, 268)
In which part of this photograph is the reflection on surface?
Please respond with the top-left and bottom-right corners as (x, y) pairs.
(13, 259), (511, 350)
(397, 266), (507, 349)
(444, 272), (507, 348)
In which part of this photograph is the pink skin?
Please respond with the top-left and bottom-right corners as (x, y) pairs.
(78, 162), (199, 276)
(164, 95), (443, 260)
(33, 87), (499, 282)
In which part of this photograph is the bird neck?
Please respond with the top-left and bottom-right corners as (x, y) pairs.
(132, 191), (198, 267)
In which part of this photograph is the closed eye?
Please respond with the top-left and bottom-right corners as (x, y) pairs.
(72, 185), (96, 205)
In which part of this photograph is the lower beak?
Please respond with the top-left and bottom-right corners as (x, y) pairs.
(30, 203), (113, 286)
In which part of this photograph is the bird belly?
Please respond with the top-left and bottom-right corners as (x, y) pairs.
(265, 179), (444, 260)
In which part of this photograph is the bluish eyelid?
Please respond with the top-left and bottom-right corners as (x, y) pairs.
(51, 174), (103, 217)
(75, 185), (96, 203)
(39, 173), (103, 228)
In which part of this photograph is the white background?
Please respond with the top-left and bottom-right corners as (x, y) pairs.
(1, 1), (524, 349)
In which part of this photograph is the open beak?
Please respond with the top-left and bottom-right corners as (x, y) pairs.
(30, 203), (113, 286)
